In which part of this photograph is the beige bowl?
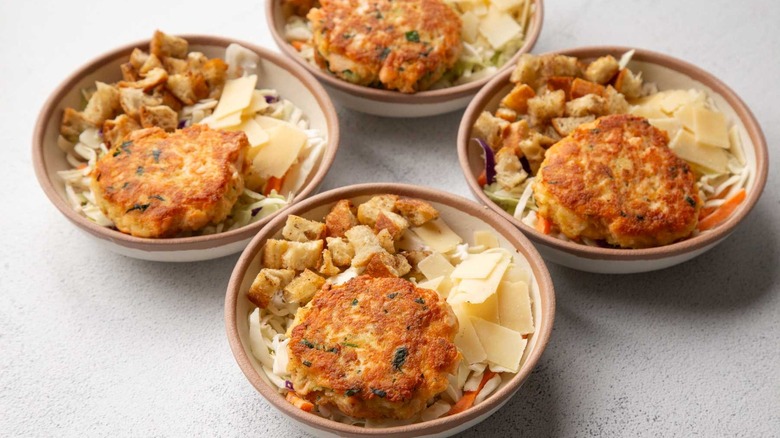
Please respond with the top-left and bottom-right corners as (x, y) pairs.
(225, 183), (555, 437)
(33, 35), (339, 262)
(458, 46), (769, 274)
(266, 0), (544, 117)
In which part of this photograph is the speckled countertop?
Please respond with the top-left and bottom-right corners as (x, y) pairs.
(2, 0), (778, 436)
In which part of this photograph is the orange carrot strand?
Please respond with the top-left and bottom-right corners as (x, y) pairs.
(698, 189), (746, 231)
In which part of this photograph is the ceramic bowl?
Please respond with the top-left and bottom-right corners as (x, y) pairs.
(458, 46), (768, 274)
(225, 183), (555, 437)
(266, 0), (544, 117)
(33, 35), (339, 262)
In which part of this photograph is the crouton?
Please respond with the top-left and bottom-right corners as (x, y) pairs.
(519, 132), (554, 174)
(377, 229), (396, 254)
(319, 250), (341, 277)
(81, 82), (121, 126)
(150, 30), (188, 59)
(282, 215), (327, 242)
(502, 119), (531, 149)
(120, 63), (138, 82)
(527, 89), (566, 127)
(356, 194), (399, 227)
(344, 225), (385, 267)
(202, 58), (228, 99)
(152, 86), (183, 112)
(102, 114), (141, 148)
(546, 76), (574, 100)
(614, 68), (643, 99)
(510, 53), (541, 86)
(551, 115), (596, 136)
(401, 250), (431, 281)
(138, 105), (178, 131)
(326, 237), (354, 266)
(570, 78), (605, 100)
(495, 147), (528, 190)
(129, 48), (149, 70)
(363, 252), (412, 278)
(325, 199), (358, 238)
(262, 239), (323, 271)
(283, 269), (325, 304)
(394, 198), (439, 227)
(119, 87), (162, 119)
(139, 54), (163, 76)
(119, 67), (169, 92)
(162, 56), (189, 75)
(500, 83), (536, 114)
(495, 107), (517, 122)
(565, 94), (607, 117)
(166, 72), (209, 105)
(60, 108), (96, 142)
(374, 210), (408, 240)
(472, 111), (509, 151)
(540, 55), (582, 82)
(187, 52), (208, 70)
(584, 55), (619, 84)
(603, 85), (629, 114)
(248, 268), (295, 308)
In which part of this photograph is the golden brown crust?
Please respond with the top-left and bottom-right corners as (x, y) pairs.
(90, 125), (248, 237)
(325, 199), (358, 238)
(288, 276), (459, 419)
(307, 0), (462, 93)
(534, 114), (701, 248)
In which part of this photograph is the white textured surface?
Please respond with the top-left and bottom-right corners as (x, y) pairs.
(2, 0), (779, 436)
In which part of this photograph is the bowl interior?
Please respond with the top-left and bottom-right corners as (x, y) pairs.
(36, 36), (336, 253)
(461, 48), (766, 261)
(229, 185), (554, 435)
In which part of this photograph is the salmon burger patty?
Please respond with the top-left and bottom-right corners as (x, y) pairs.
(534, 114), (701, 248)
(288, 275), (460, 419)
(307, 0), (462, 93)
(90, 125), (249, 238)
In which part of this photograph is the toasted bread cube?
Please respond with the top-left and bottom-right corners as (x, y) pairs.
(119, 67), (169, 92)
(202, 58), (229, 99)
(546, 76), (574, 100)
(102, 114), (141, 148)
(186, 52), (208, 70)
(283, 269), (325, 304)
(139, 105), (178, 131)
(162, 56), (189, 75)
(326, 237), (354, 266)
(540, 55), (582, 81)
(570, 78), (605, 100)
(519, 132), (554, 174)
(510, 53), (541, 86)
(357, 194), (399, 227)
(60, 108), (96, 142)
(139, 54), (163, 76)
(150, 30), (188, 59)
(262, 239), (323, 271)
(502, 119), (531, 147)
(282, 215), (326, 242)
(319, 250), (341, 277)
(120, 63), (138, 82)
(501, 83), (536, 114)
(81, 82), (121, 126)
(527, 89), (566, 127)
(495, 147), (527, 190)
(377, 229), (396, 254)
(374, 210), (408, 240)
(364, 252), (412, 278)
(584, 55), (619, 84)
(603, 85), (629, 114)
(119, 87), (162, 119)
(551, 116), (596, 137)
(495, 107), (517, 122)
(614, 68), (643, 99)
(473, 111), (509, 151)
(248, 268), (295, 308)
(395, 198), (439, 227)
(344, 225), (385, 267)
(129, 48), (150, 70)
(565, 94), (607, 117)
(166, 72), (209, 105)
(325, 200), (358, 238)
(152, 86), (183, 112)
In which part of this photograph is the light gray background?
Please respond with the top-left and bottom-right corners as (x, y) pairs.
(2, 0), (778, 436)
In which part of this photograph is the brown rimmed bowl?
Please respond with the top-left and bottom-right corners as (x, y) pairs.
(225, 183), (555, 437)
(458, 46), (769, 274)
(266, 0), (544, 117)
(33, 34), (339, 262)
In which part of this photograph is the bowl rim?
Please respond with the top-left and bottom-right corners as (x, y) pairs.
(32, 34), (340, 253)
(225, 182), (556, 437)
(458, 45), (769, 261)
(266, 0), (544, 104)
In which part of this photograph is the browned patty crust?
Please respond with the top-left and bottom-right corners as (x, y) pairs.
(288, 275), (459, 419)
(307, 0), (462, 93)
(90, 125), (248, 238)
(534, 114), (701, 248)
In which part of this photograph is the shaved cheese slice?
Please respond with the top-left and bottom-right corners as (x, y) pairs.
(451, 252), (504, 279)
(212, 74), (258, 119)
(669, 129), (730, 173)
(630, 102), (665, 119)
(243, 89), (270, 115)
(461, 12), (479, 44)
(418, 275), (453, 297)
(455, 251), (510, 304)
(647, 117), (682, 138)
(418, 276), (444, 291)
(674, 103), (697, 131)
(252, 123), (307, 179)
(473, 230), (499, 249)
(206, 110), (242, 129)
(618, 49), (635, 70)
(659, 90), (695, 114)
(461, 292), (500, 324)
(471, 317), (526, 372)
(255, 115), (291, 130)
(497, 280), (534, 334)
(492, 0), (524, 11)
(478, 7), (522, 49)
(396, 229), (426, 251)
(693, 107), (729, 149)
(411, 218), (463, 253)
(453, 307), (487, 365)
(729, 126), (746, 166)
(227, 117), (268, 147)
(503, 263), (530, 284)
(418, 252), (455, 280)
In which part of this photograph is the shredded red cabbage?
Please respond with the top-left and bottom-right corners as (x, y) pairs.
(251, 207), (262, 216)
(265, 95), (278, 104)
(177, 120), (187, 129)
(285, 381), (294, 390)
(474, 138), (496, 185)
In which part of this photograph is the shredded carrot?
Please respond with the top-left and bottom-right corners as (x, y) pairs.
(264, 176), (284, 196)
(477, 170), (487, 186)
(286, 391), (314, 413)
(535, 215), (551, 235)
(290, 40), (306, 51)
(698, 189), (746, 231)
(445, 370), (497, 416)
